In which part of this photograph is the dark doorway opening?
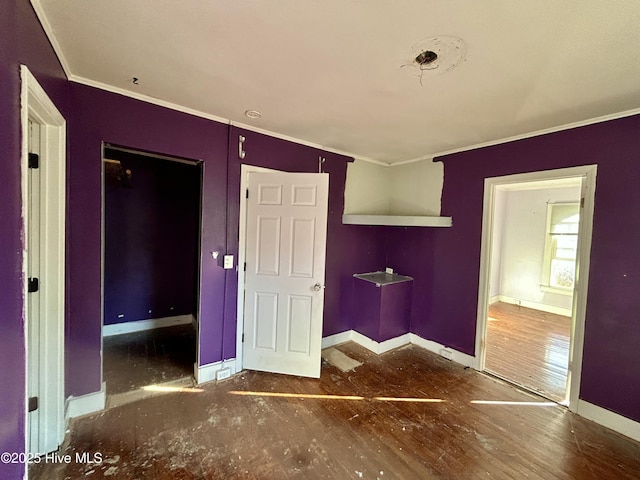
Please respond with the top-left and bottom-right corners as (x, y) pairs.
(102, 145), (202, 405)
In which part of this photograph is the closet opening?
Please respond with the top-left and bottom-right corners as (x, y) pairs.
(102, 144), (203, 406)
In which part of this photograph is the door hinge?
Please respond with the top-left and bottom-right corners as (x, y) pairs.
(28, 277), (39, 293)
(28, 152), (39, 169)
(28, 396), (38, 412)
(246, 188), (249, 199)
(580, 197), (585, 208)
(244, 262), (247, 272)
(242, 333), (245, 343)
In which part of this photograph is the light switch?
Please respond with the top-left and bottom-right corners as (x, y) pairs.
(223, 255), (234, 269)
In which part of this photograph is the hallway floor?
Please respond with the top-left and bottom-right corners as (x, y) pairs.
(103, 323), (197, 395)
(31, 342), (640, 479)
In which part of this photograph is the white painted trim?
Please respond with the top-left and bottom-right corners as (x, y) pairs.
(475, 165), (597, 412)
(568, 168), (597, 411)
(65, 383), (106, 419)
(230, 119), (371, 164)
(496, 295), (572, 318)
(431, 107), (640, 160)
(409, 334), (476, 368)
(195, 358), (237, 385)
(390, 155), (435, 167)
(321, 331), (354, 349)
(577, 401), (640, 443)
(67, 76), (375, 165)
(69, 76), (228, 123)
(342, 214), (452, 227)
(29, 1), (72, 78)
(102, 314), (195, 337)
(67, 78), (640, 169)
(350, 331), (411, 355)
(322, 330), (475, 366)
(29, 1), (640, 168)
(21, 65), (66, 456)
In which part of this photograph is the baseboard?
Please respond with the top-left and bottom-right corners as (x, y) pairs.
(321, 331), (353, 349)
(321, 330), (473, 366)
(497, 295), (572, 317)
(577, 400), (640, 442)
(408, 333), (476, 368)
(103, 314), (194, 337)
(195, 358), (237, 385)
(350, 331), (412, 354)
(66, 382), (106, 419)
(322, 330), (411, 355)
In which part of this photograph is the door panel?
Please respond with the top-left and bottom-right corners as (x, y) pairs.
(244, 172), (328, 378)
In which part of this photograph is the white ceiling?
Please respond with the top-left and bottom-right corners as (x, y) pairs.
(34, 1), (640, 165)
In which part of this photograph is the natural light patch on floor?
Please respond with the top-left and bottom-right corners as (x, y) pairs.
(229, 391), (445, 403)
(470, 400), (558, 407)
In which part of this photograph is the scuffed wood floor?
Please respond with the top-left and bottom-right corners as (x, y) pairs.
(30, 343), (640, 479)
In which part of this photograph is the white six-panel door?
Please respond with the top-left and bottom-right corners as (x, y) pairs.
(243, 172), (329, 378)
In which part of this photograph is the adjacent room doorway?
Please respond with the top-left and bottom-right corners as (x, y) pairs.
(476, 166), (597, 410)
(101, 145), (202, 403)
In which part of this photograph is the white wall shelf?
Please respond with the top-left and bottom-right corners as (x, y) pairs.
(342, 214), (452, 227)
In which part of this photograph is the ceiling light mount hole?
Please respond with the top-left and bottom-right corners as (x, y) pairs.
(402, 36), (466, 81)
(415, 50), (438, 66)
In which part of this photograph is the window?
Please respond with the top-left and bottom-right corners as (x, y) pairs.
(542, 203), (580, 293)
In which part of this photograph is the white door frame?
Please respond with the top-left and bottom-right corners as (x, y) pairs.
(475, 165), (597, 412)
(20, 65), (66, 454)
(235, 164), (280, 373)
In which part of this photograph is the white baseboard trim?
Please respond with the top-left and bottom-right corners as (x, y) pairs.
(195, 358), (237, 385)
(577, 400), (640, 442)
(409, 333), (476, 368)
(497, 295), (572, 317)
(103, 314), (194, 337)
(321, 331), (353, 349)
(321, 330), (474, 367)
(66, 382), (106, 419)
(322, 330), (412, 355)
(351, 331), (412, 355)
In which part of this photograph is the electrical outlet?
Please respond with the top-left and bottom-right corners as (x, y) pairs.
(385, 267), (394, 274)
(216, 367), (232, 381)
(440, 348), (453, 361)
(223, 255), (234, 269)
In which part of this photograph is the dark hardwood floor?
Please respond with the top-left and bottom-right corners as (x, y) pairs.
(103, 323), (197, 395)
(485, 302), (571, 403)
(31, 342), (640, 479)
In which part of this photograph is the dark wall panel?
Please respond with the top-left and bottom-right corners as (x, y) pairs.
(103, 150), (201, 325)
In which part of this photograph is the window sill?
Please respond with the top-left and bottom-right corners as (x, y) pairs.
(540, 285), (573, 296)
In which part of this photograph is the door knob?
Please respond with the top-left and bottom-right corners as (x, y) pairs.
(313, 283), (324, 291)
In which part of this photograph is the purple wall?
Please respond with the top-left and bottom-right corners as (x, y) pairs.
(427, 115), (640, 422)
(5, 4), (639, 474)
(0, 1), (69, 477)
(103, 150), (201, 325)
(67, 83), (229, 391)
(352, 278), (412, 342)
